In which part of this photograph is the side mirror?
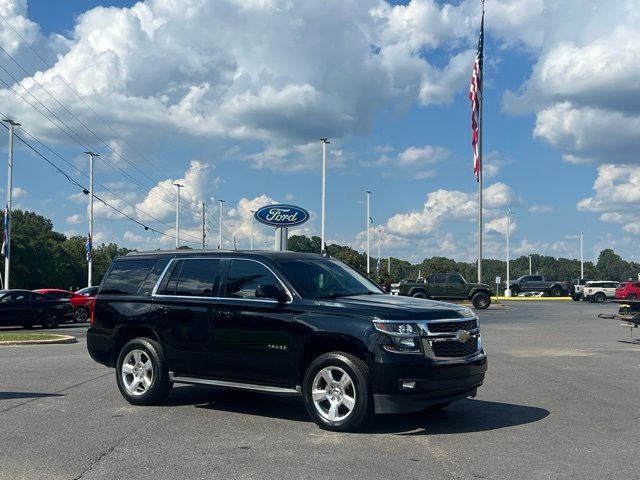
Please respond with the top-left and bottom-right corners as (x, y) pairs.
(255, 284), (288, 303)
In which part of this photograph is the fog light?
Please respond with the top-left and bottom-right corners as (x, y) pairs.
(401, 381), (416, 390)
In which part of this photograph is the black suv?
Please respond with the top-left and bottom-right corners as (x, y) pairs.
(87, 251), (487, 431)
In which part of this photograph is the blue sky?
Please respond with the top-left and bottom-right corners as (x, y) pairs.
(0, 0), (638, 263)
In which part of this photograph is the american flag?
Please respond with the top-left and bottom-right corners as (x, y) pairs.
(86, 232), (92, 262)
(469, 11), (484, 182)
(1, 204), (8, 258)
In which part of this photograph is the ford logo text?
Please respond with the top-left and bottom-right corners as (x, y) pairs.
(254, 204), (309, 227)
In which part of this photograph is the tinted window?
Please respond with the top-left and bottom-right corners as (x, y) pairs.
(160, 259), (219, 296)
(10, 291), (31, 302)
(101, 259), (158, 295)
(225, 260), (279, 299)
(139, 258), (171, 296)
(532, 276), (543, 281)
(448, 274), (463, 284)
(635, 283), (640, 288)
(433, 274), (447, 284)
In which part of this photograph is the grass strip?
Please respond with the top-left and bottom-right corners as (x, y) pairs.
(0, 333), (63, 342)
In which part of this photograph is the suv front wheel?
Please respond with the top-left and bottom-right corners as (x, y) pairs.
(302, 352), (373, 432)
(116, 338), (173, 405)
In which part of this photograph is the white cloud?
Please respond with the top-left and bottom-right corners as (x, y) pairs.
(529, 205), (554, 214)
(11, 186), (27, 198)
(0, 0), (39, 55)
(485, 216), (517, 236)
(66, 213), (82, 225)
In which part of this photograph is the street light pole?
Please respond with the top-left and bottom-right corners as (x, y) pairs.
(377, 227), (382, 276)
(218, 199), (225, 249)
(3, 118), (20, 289)
(366, 190), (371, 275)
(84, 151), (99, 286)
(320, 138), (329, 253)
(505, 207), (514, 297)
(528, 254), (532, 276)
(202, 202), (206, 250)
(250, 210), (255, 250)
(580, 231), (584, 279)
(173, 183), (184, 249)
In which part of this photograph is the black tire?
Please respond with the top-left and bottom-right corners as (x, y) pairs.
(509, 286), (520, 297)
(115, 338), (173, 406)
(412, 291), (427, 299)
(471, 291), (491, 310)
(628, 294), (638, 300)
(588, 298), (594, 303)
(22, 324), (34, 330)
(73, 306), (89, 323)
(550, 286), (562, 297)
(302, 352), (373, 432)
(425, 401), (452, 412)
(41, 310), (60, 328)
(571, 294), (582, 301)
(594, 292), (606, 303)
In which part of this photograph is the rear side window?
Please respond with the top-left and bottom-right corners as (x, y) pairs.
(433, 274), (447, 284)
(101, 259), (158, 295)
(224, 260), (278, 299)
(159, 259), (220, 296)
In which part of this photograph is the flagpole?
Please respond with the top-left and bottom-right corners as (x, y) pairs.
(3, 118), (19, 289)
(477, 1), (485, 284)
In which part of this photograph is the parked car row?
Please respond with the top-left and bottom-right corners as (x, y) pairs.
(0, 286), (98, 329)
(569, 279), (640, 303)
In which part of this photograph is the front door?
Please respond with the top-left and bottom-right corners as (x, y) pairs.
(213, 259), (295, 386)
(445, 274), (467, 298)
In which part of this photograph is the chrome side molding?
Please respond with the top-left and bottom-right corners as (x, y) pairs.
(169, 373), (300, 395)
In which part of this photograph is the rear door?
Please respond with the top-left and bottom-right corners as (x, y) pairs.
(429, 273), (448, 297)
(445, 274), (467, 298)
(212, 258), (296, 385)
(152, 258), (221, 376)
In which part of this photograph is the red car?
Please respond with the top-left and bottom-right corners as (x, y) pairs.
(614, 281), (640, 300)
(33, 288), (95, 323)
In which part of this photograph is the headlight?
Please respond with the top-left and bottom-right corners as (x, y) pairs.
(459, 307), (476, 319)
(372, 321), (421, 354)
(373, 321), (418, 336)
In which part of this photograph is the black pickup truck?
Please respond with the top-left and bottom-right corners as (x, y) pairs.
(87, 251), (487, 432)
(507, 275), (568, 297)
(396, 273), (493, 310)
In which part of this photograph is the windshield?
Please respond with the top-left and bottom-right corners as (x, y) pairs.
(277, 258), (384, 299)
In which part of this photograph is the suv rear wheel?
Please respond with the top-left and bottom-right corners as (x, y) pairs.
(628, 294), (638, 300)
(550, 286), (563, 297)
(594, 292), (606, 303)
(412, 291), (427, 299)
(302, 352), (373, 432)
(116, 338), (173, 405)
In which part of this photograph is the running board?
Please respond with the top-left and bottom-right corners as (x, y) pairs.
(169, 373), (300, 395)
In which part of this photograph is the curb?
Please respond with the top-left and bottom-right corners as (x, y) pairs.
(0, 334), (78, 346)
(492, 297), (572, 301)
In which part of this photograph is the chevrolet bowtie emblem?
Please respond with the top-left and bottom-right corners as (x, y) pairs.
(457, 330), (471, 342)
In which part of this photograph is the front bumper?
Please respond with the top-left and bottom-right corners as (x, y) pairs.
(370, 352), (487, 414)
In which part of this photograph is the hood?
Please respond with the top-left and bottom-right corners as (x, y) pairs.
(469, 282), (492, 290)
(317, 294), (471, 320)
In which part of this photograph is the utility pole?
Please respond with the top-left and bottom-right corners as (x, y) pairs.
(320, 138), (329, 253)
(528, 255), (532, 276)
(173, 183), (184, 249)
(505, 207), (515, 296)
(250, 210), (255, 250)
(218, 199), (225, 249)
(580, 231), (584, 279)
(377, 227), (382, 276)
(388, 256), (391, 276)
(84, 151), (99, 287)
(202, 202), (206, 249)
(366, 190), (371, 274)
(2, 118), (20, 289)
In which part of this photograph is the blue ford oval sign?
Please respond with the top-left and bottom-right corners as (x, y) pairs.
(254, 204), (309, 227)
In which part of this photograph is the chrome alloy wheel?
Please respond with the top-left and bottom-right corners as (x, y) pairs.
(121, 349), (153, 396)
(74, 307), (88, 323)
(311, 366), (356, 422)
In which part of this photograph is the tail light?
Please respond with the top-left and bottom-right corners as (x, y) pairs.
(89, 299), (96, 327)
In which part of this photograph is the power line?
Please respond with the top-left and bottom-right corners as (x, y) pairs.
(0, 16), (206, 215)
(0, 121), (202, 245)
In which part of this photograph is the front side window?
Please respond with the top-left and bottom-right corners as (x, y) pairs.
(278, 258), (382, 299)
(101, 259), (158, 295)
(225, 260), (279, 299)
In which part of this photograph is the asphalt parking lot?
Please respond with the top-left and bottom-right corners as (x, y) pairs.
(1, 301), (639, 480)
